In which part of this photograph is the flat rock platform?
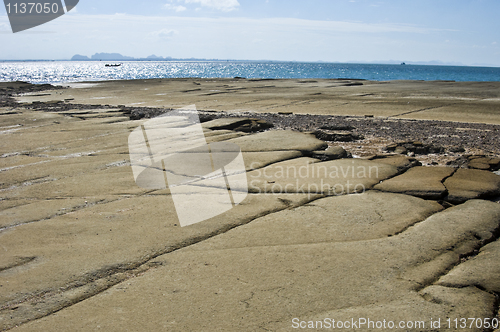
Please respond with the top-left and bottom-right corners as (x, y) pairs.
(1, 80), (500, 331)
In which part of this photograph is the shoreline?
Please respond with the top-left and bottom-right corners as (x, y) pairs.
(2, 60), (500, 85)
(2, 79), (499, 166)
(8, 77), (500, 122)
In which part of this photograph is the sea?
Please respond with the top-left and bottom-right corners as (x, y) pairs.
(1, 61), (500, 85)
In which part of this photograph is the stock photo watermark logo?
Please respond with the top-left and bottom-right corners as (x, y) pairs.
(3, 0), (78, 33)
(247, 160), (379, 198)
(128, 105), (248, 227)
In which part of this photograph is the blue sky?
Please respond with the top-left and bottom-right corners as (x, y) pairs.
(1, 0), (499, 66)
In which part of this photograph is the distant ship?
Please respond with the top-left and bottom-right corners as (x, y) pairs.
(105, 63), (122, 67)
(401, 62), (406, 65)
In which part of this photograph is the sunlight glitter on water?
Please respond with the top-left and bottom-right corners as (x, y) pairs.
(1, 61), (500, 84)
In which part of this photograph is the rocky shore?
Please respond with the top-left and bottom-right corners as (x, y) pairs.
(1, 80), (500, 331)
(4, 80), (500, 170)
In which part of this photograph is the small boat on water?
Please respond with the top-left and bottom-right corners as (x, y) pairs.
(401, 62), (406, 65)
(105, 63), (122, 67)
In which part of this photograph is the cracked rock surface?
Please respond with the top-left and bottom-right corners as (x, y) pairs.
(2, 81), (500, 331)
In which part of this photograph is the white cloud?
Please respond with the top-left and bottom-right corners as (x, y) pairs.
(150, 28), (178, 39)
(3, 13), (490, 65)
(180, 0), (240, 12)
(0, 16), (11, 32)
(263, 17), (443, 34)
(164, 4), (187, 12)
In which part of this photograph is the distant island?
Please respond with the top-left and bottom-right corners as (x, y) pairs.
(71, 53), (221, 62)
(69, 54), (471, 66)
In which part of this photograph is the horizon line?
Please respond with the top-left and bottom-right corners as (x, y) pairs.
(1, 58), (500, 68)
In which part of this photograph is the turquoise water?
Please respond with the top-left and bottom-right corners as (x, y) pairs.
(1, 61), (500, 84)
